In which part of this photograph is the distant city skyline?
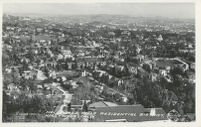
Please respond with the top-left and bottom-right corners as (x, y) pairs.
(3, 3), (195, 19)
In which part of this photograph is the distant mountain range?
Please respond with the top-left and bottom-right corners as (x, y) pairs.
(4, 13), (194, 24)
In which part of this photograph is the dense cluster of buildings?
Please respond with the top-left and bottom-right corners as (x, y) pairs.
(2, 14), (195, 122)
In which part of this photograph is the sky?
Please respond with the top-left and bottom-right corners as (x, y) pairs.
(3, 3), (195, 19)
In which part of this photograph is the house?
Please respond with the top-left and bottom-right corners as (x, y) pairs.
(22, 70), (36, 80)
(37, 85), (43, 89)
(77, 62), (86, 70)
(61, 46), (73, 58)
(121, 31), (131, 36)
(82, 70), (87, 77)
(123, 79), (137, 93)
(122, 96), (128, 103)
(149, 72), (158, 82)
(5, 68), (12, 73)
(187, 71), (195, 84)
(7, 83), (17, 91)
(36, 70), (47, 80)
(117, 80), (124, 87)
(57, 54), (64, 60)
(137, 55), (145, 62)
(36, 28), (43, 32)
(70, 80), (78, 89)
(67, 62), (73, 70)
(128, 66), (138, 75)
(94, 85), (104, 93)
(49, 70), (57, 79)
(157, 34), (163, 42)
(190, 63), (195, 70)
(165, 66), (171, 72)
(159, 69), (168, 77)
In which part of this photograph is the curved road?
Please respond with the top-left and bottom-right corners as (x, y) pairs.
(55, 86), (73, 115)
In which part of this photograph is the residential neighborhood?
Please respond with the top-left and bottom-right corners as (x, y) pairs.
(2, 4), (195, 122)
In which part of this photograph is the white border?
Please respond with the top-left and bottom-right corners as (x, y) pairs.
(0, 0), (200, 127)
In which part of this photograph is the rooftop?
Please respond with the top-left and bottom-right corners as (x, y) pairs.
(89, 101), (118, 108)
(92, 103), (167, 122)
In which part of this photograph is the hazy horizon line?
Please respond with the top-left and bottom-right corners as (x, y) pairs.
(3, 3), (194, 19)
(3, 12), (195, 20)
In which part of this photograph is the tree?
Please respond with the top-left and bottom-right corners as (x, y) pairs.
(142, 64), (151, 73)
(67, 103), (72, 112)
(82, 101), (88, 112)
